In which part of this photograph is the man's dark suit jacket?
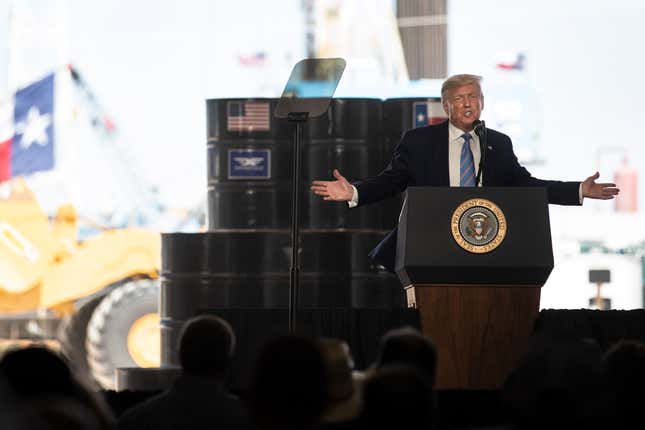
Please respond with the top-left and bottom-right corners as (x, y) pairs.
(354, 121), (581, 272)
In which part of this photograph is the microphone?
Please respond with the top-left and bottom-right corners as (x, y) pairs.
(473, 119), (486, 185)
(473, 119), (485, 137)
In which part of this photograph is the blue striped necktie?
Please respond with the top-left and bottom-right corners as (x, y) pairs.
(460, 132), (476, 187)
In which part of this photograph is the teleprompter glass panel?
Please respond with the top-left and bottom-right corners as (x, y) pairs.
(275, 58), (346, 119)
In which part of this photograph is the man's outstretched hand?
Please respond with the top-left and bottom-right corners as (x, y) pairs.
(582, 172), (620, 200)
(311, 169), (354, 201)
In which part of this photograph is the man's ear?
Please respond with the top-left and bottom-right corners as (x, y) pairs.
(480, 94), (485, 111)
(442, 101), (450, 116)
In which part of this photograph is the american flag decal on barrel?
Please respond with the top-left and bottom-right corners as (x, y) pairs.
(227, 101), (271, 132)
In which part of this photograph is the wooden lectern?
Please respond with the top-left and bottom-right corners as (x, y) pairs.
(395, 187), (553, 389)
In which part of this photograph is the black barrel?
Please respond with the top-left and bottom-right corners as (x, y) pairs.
(160, 232), (289, 314)
(160, 232), (285, 365)
(207, 98), (294, 229)
(303, 98), (390, 230)
(160, 231), (403, 366)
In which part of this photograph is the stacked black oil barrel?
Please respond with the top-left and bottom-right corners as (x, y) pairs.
(160, 97), (444, 365)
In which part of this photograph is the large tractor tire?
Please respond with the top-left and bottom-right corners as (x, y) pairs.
(57, 295), (105, 388)
(86, 279), (160, 390)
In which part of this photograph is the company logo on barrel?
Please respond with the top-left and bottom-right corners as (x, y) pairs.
(228, 149), (271, 179)
(450, 198), (506, 254)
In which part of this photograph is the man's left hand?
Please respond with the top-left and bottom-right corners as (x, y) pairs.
(582, 172), (620, 200)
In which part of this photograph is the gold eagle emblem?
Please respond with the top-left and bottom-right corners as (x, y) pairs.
(451, 199), (506, 254)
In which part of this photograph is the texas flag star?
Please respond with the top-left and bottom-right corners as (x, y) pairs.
(15, 106), (52, 149)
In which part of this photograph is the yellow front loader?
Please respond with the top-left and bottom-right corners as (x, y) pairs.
(0, 179), (161, 389)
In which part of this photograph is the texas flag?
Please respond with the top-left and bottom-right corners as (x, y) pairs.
(0, 73), (55, 182)
(413, 100), (447, 128)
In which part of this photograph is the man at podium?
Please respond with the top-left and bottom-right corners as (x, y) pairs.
(311, 74), (619, 271)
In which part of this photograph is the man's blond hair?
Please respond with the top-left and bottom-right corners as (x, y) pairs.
(441, 74), (483, 103)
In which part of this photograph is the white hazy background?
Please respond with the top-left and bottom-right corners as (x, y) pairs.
(0, 0), (642, 209)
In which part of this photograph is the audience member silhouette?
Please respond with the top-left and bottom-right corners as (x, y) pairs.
(602, 339), (645, 427)
(5, 317), (636, 430)
(503, 338), (609, 430)
(317, 338), (362, 429)
(249, 334), (326, 430)
(0, 345), (115, 429)
(372, 326), (438, 387)
(361, 365), (434, 430)
(117, 315), (253, 430)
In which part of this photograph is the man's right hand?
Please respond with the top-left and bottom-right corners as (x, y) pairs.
(310, 169), (354, 201)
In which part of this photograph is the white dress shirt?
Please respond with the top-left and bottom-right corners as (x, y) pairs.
(448, 121), (482, 187)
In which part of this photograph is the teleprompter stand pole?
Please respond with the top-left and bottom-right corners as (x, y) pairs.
(287, 111), (309, 332)
(274, 59), (346, 332)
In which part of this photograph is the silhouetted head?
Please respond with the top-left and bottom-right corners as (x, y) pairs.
(317, 338), (361, 423)
(0, 345), (74, 397)
(178, 315), (235, 378)
(249, 335), (326, 430)
(373, 327), (437, 386)
(0, 346), (114, 429)
(362, 365), (434, 430)
(603, 339), (645, 387)
(504, 338), (606, 429)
